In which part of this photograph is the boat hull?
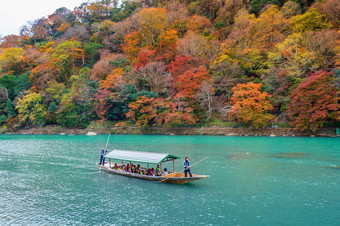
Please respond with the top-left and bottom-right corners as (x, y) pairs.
(99, 165), (209, 184)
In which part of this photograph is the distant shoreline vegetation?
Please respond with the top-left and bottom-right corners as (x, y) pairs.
(1, 121), (339, 137)
(0, 0), (339, 134)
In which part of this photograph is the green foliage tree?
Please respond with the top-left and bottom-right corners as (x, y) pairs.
(5, 98), (16, 118)
(84, 42), (103, 66)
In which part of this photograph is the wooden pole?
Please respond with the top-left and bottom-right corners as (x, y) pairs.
(173, 159), (175, 173)
(105, 133), (111, 150)
(160, 157), (209, 183)
(109, 159), (111, 168)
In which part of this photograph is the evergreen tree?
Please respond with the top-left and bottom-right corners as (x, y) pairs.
(5, 98), (16, 118)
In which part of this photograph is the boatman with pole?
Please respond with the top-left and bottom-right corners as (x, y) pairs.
(183, 157), (192, 177)
(100, 148), (107, 166)
(100, 134), (110, 166)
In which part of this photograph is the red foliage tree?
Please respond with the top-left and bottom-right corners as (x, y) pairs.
(94, 68), (124, 122)
(133, 48), (156, 69)
(287, 71), (340, 132)
(174, 65), (212, 100)
(5, 115), (17, 131)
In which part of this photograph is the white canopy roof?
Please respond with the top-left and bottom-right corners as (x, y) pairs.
(105, 149), (180, 164)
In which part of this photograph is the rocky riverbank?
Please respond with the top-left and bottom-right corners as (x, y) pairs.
(2, 125), (338, 137)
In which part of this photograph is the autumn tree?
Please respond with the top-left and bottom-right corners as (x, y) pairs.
(280, 1), (301, 19)
(162, 101), (197, 127)
(0, 47), (24, 74)
(121, 30), (141, 61)
(287, 71), (340, 132)
(156, 29), (178, 61)
(94, 67), (124, 122)
(126, 96), (196, 128)
(249, 5), (290, 51)
(16, 92), (46, 125)
(52, 40), (85, 77)
(126, 95), (161, 128)
(135, 61), (170, 94)
(187, 15), (212, 33)
(167, 55), (199, 81)
(174, 65), (212, 100)
(176, 31), (220, 61)
(215, 0), (244, 33)
(30, 59), (63, 90)
(91, 53), (123, 81)
(291, 8), (332, 33)
(57, 69), (97, 127)
(228, 82), (274, 128)
(317, 0), (340, 26)
(138, 8), (167, 46)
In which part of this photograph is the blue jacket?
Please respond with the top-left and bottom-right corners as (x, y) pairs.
(183, 160), (190, 170)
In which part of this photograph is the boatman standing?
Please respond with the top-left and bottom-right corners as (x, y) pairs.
(183, 157), (192, 177)
(100, 148), (107, 166)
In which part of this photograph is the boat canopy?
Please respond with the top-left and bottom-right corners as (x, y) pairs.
(105, 149), (180, 164)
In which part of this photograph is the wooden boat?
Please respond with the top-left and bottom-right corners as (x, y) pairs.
(98, 149), (209, 184)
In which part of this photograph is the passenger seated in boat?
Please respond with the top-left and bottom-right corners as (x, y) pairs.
(144, 169), (149, 175)
(113, 163), (118, 169)
(150, 168), (156, 176)
(130, 163), (135, 173)
(136, 164), (141, 174)
(126, 164), (130, 172)
(162, 168), (168, 175)
(121, 164), (126, 171)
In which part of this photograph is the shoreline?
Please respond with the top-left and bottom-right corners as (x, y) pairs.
(2, 125), (339, 137)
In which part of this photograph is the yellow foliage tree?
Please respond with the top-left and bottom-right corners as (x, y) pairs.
(291, 8), (332, 33)
(16, 92), (46, 125)
(138, 7), (167, 46)
(0, 47), (24, 74)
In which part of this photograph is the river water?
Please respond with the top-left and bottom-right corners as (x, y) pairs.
(0, 135), (339, 225)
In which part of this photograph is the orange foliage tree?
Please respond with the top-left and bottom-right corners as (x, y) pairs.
(121, 30), (141, 62)
(228, 82), (273, 128)
(156, 29), (178, 61)
(126, 96), (196, 128)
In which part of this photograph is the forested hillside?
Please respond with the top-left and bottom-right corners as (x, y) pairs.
(0, 0), (339, 132)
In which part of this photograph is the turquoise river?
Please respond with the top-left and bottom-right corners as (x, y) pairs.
(0, 135), (339, 225)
